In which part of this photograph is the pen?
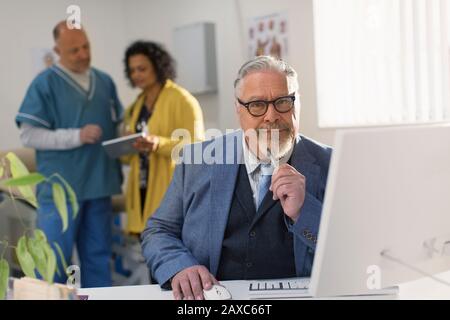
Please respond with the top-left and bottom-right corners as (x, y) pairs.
(267, 148), (279, 172)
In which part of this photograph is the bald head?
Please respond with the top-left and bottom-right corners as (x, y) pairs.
(53, 20), (91, 73)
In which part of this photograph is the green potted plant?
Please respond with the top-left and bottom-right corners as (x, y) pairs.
(0, 152), (78, 300)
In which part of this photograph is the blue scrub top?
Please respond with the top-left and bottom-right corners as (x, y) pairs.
(16, 65), (123, 203)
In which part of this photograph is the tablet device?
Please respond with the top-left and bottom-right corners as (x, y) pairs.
(102, 133), (143, 158)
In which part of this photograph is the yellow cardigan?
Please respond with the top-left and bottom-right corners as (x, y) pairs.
(123, 80), (205, 233)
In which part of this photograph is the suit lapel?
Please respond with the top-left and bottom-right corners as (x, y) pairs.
(209, 131), (242, 276)
(290, 136), (321, 196)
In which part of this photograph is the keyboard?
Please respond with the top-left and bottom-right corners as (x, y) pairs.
(248, 278), (311, 299)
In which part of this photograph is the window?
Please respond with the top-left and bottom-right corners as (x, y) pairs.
(313, 0), (450, 127)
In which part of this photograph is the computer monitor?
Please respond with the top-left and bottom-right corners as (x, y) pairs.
(309, 124), (450, 297)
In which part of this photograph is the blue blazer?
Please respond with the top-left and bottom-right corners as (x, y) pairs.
(141, 130), (332, 286)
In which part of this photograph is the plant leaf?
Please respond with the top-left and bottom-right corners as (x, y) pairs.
(54, 174), (79, 218)
(33, 229), (47, 243)
(5, 153), (29, 176)
(34, 230), (57, 283)
(16, 236), (36, 278)
(43, 243), (56, 284)
(52, 182), (68, 233)
(0, 259), (9, 300)
(0, 166), (4, 179)
(27, 237), (47, 281)
(5, 153), (37, 208)
(53, 242), (68, 276)
(1, 173), (46, 187)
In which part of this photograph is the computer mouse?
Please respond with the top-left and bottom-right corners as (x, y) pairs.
(203, 284), (232, 300)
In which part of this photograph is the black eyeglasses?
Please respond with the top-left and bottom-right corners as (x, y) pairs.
(237, 94), (296, 117)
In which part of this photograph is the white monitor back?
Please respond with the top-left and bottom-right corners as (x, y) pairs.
(310, 124), (450, 297)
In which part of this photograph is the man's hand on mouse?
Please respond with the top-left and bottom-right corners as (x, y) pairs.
(270, 163), (306, 223)
(171, 265), (219, 300)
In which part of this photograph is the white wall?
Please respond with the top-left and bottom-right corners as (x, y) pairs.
(0, 0), (335, 151)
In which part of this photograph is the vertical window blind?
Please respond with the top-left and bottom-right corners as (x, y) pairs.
(313, 0), (450, 127)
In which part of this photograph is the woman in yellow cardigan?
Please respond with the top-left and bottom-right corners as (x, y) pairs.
(123, 41), (205, 234)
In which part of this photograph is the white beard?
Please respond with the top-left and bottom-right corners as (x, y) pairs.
(245, 128), (295, 165)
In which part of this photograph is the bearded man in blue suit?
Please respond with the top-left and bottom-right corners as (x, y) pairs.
(141, 55), (332, 300)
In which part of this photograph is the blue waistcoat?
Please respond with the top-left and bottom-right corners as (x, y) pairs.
(216, 164), (297, 280)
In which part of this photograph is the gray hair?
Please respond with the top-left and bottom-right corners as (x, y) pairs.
(234, 55), (299, 95)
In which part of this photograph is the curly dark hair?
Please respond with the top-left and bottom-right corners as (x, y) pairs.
(124, 41), (176, 87)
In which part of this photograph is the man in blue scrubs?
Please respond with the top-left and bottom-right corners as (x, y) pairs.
(15, 21), (123, 288)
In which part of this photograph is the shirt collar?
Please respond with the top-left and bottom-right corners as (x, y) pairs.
(56, 62), (91, 79)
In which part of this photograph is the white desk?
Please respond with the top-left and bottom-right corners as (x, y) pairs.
(79, 270), (450, 300)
